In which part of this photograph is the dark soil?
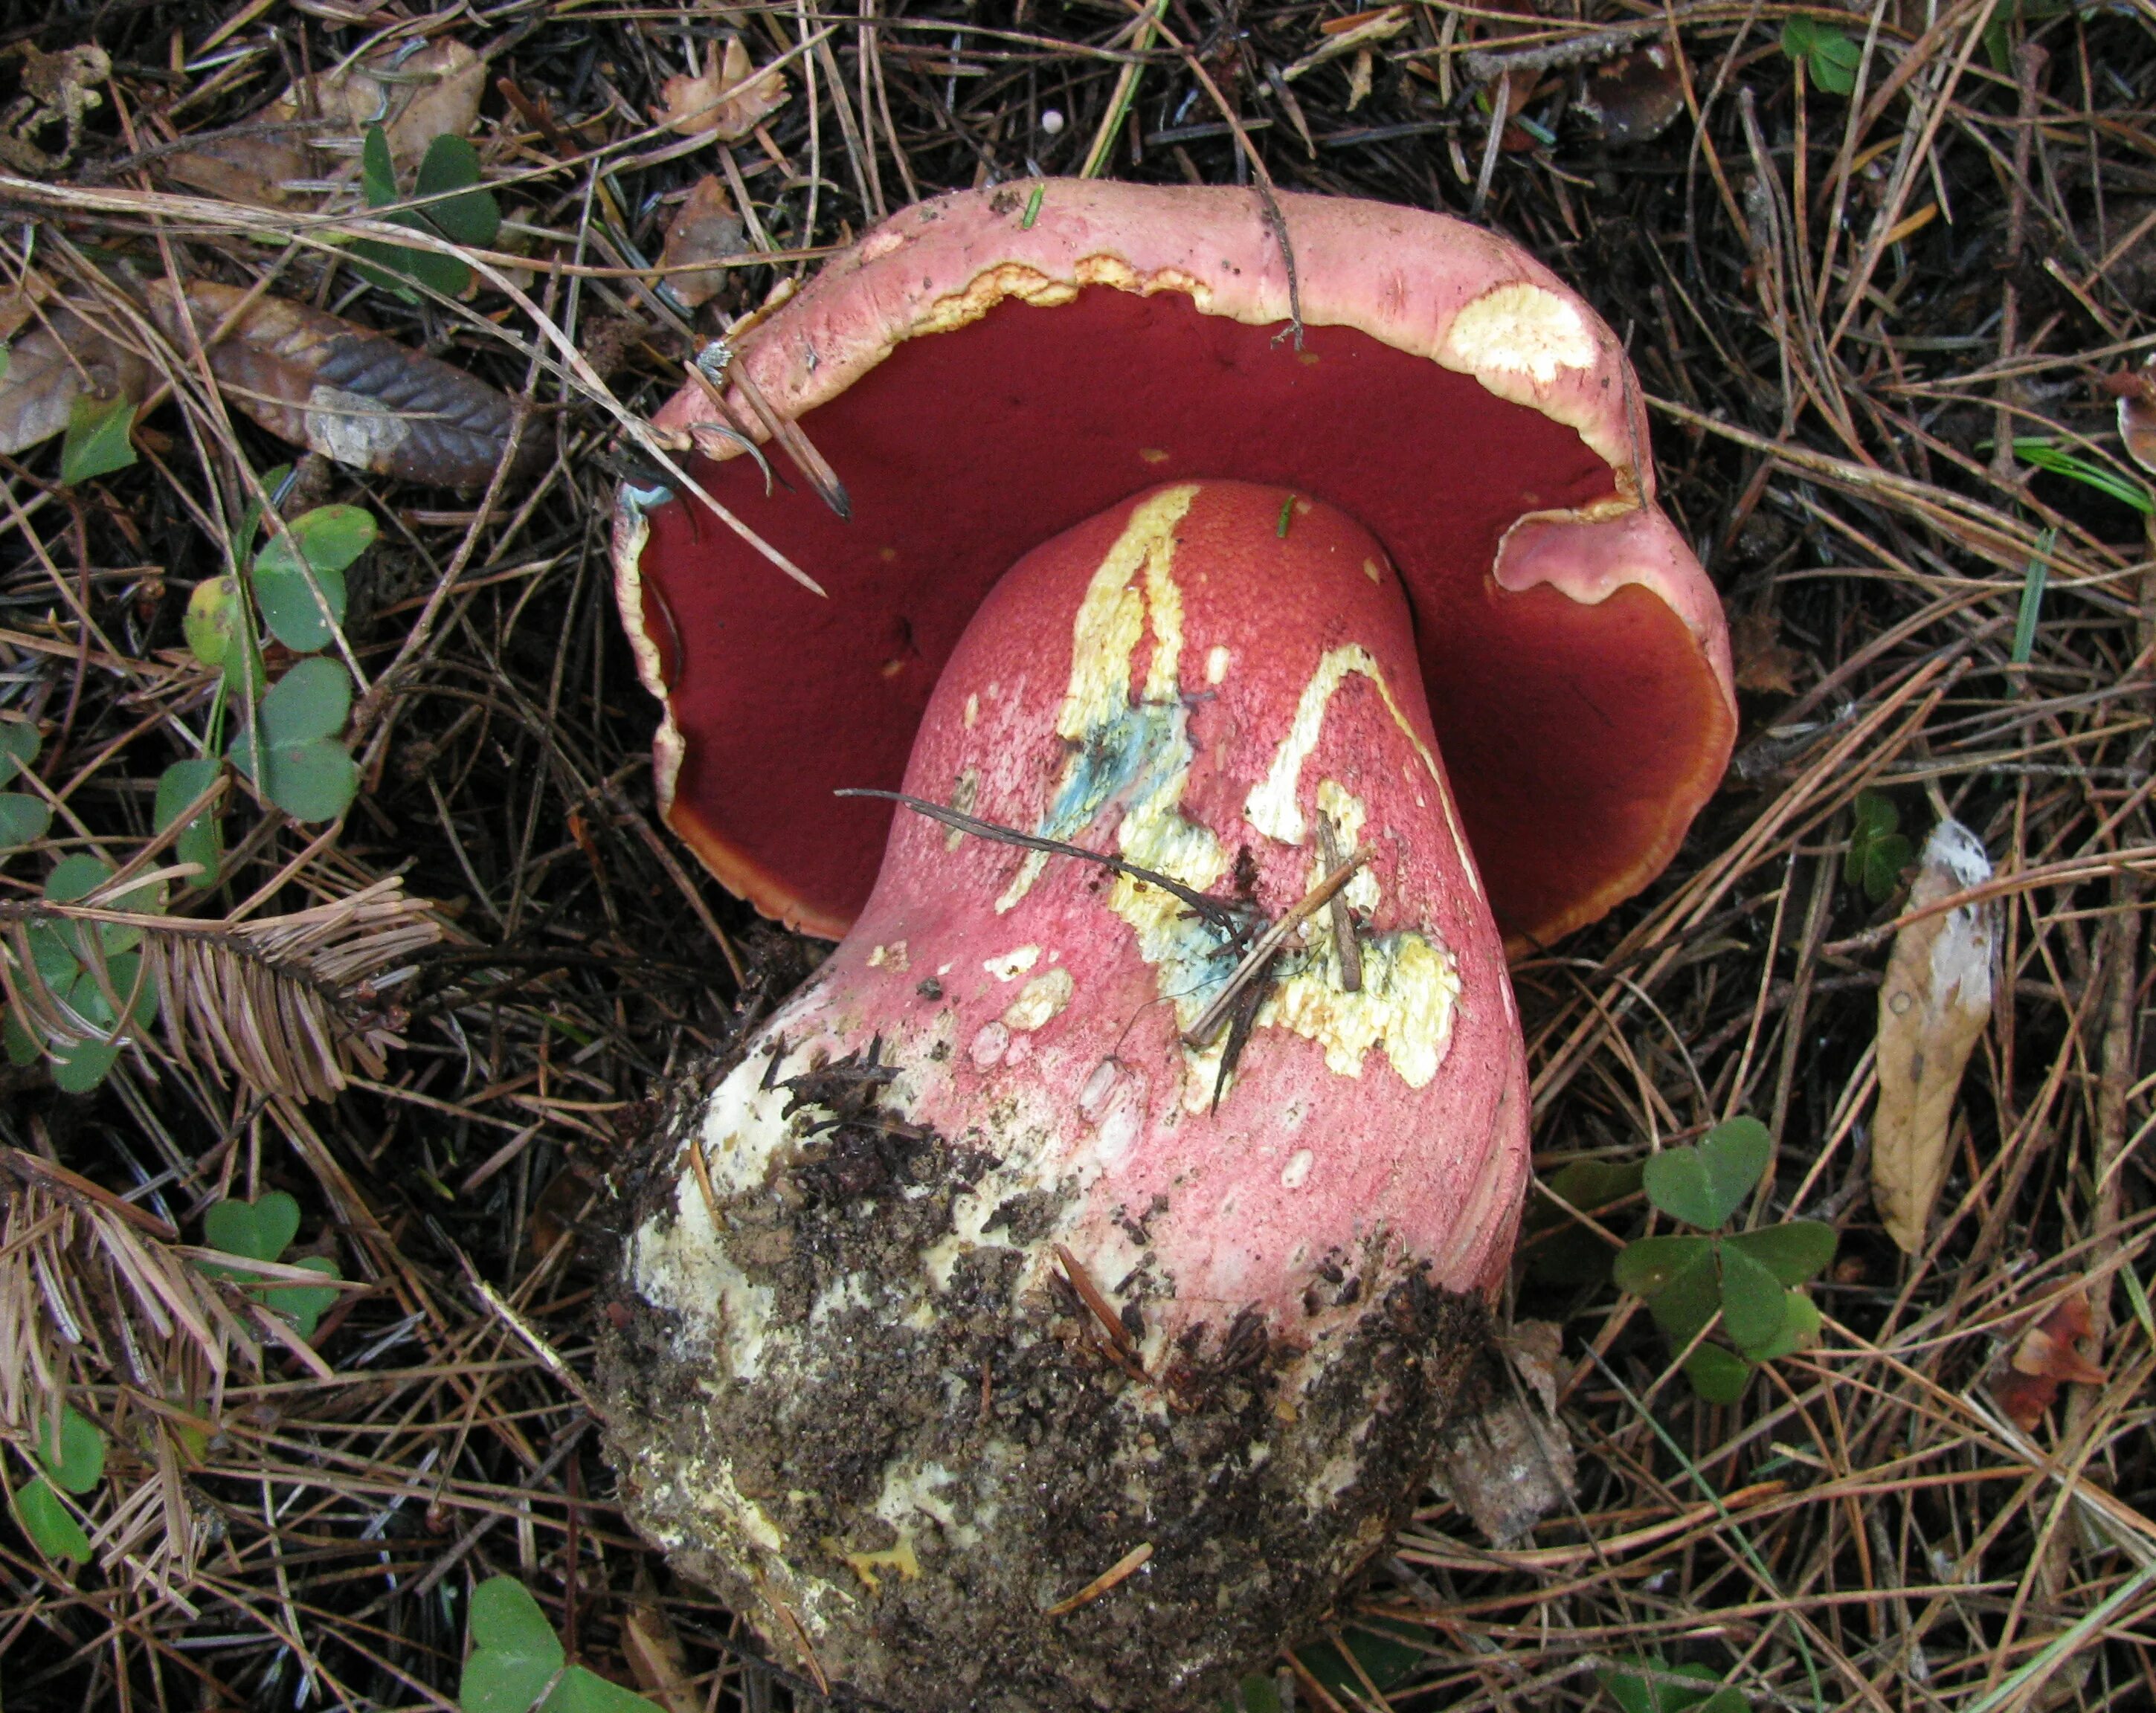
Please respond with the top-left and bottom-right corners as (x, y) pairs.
(599, 1043), (1492, 1713)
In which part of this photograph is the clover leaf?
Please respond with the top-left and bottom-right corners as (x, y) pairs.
(1613, 1116), (1838, 1401)
(460, 1575), (660, 1713)
(37, 1404), (106, 1494)
(7, 1404), (106, 1569)
(353, 126), (501, 300)
(59, 393), (138, 484)
(1781, 16), (1862, 95)
(10, 1474), (91, 1564)
(202, 1191), (344, 1338)
(0, 793), (50, 851)
(205, 1190), (303, 1264)
(1525, 1157), (1644, 1285)
(154, 758), (225, 885)
(252, 505), (376, 653)
(229, 657), (359, 824)
(1845, 790), (1911, 903)
(14, 856), (162, 1091)
(0, 717), (47, 848)
(0, 720), (36, 784)
(184, 575), (263, 694)
(1642, 1117), (1772, 1229)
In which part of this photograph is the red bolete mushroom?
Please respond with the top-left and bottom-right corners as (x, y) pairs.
(599, 183), (1734, 1711)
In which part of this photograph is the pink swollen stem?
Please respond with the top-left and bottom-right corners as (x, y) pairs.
(602, 481), (1528, 1710)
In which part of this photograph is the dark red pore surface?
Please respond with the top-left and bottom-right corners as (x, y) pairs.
(637, 286), (1722, 941)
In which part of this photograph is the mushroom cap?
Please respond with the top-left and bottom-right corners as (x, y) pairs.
(616, 180), (1734, 946)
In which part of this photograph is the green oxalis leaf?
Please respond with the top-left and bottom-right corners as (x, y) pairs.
(1845, 790), (1911, 903)
(15, 856), (163, 1091)
(153, 758), (224, 885)
(459, 1575), (660, 1713)
(0, 721), (47, 846)
(1223, 1620), (1426, 1713)
(6, 1403), (105, 1567)
(1684, 1343), (1754, 1405)
(252, 504), (376, 653)
(1641, 1117), (1772, 1230)
(10, 1474), (91, 1565)
(1716, 1243), (1790, 1353)
(1743, 1288), (1823, 1364)
(204, 1190), (302, 1264)
(0, 792), (51, 851)
(1780, 16), (1861, 95)
(228, 657), (359, 824)
(1597, 1654), (1747, 1713)
(0, 720), (36, 785)
(1722, 1222), (1837, 1285)
(203, 1192), (343, 1338)
(1525, 1157), (1644, 1286)
(59, 393), (138, 485)
(184, 575), (263, 694)
(353, 126), (501, 300)
(0, 723), (48, 847)
(37, 1404), (107, 1494)
(1612, 1117), (1836, 1400)
(413, 135), (503, 248)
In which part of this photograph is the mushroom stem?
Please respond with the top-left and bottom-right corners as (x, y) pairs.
(602, 481), (1528, 1712)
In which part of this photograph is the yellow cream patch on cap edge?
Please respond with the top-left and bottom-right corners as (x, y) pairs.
(1441, 282), (1597, 387)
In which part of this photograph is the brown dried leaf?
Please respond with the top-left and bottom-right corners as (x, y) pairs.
(1498, 71), (1545, 153)
(1432, 1326), (1577, 1546)
(1731, 610), (1804, 695)
(1873, 821), (1996, 1253)
(654, 37), (790, 143)
(1992, 1288), (2109, 1430)
(0, 279), (54, 343)
(659, 175), (747, 309)
(296, 39), (486, 172)
(620, 1596), (701, 1713)
(0, 300), (152, 457)
(1579, 46), (1689, 146)
(1503, 1318), (1566, 1416)
(2012, 1290), (2109, 1384)
(2108, 358), (2156, 475)
(165, 130), (313, 209)
(149, 280), (538, 487)
(1345, 48), (1377, 114)
(527, 1169), (586, 1264)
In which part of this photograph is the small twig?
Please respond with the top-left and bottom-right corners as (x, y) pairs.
(1133, 3), (1302, 346)
(768, 1596), (831, 1695)
(599, 778), (746, 987)
(837, 789), (1245, 930)
(1055, 1242), (1140, 1366)
(1470, 72), (1509, 222)
(1211, 952), (1275, 1112)
(1044, 1541), (1153, 1616)
(1461, 19), (1670, 84)
(698, 340), (852, 520)
(1318, 815), (1362, 994)
(1182, 853), (1364, 1050)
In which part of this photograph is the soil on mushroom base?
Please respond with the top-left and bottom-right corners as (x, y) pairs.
(598, 1048), (1494, 1713)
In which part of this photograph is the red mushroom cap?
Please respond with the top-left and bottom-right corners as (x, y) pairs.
(615, 181), (1734, 946)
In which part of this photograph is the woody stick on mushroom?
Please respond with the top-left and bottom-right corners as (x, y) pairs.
(601, 184), (1734, 1709)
